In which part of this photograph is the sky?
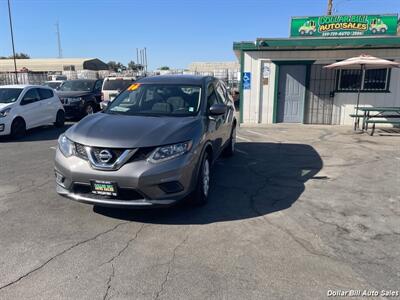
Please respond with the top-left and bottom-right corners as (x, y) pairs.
(0, 0), (399, 70)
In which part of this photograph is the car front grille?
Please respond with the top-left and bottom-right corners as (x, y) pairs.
(74, 143), (154, 164)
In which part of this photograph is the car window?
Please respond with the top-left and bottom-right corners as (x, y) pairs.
(215, 82), (227, 104)
(207, 83), (220, 110)
(0, 88), (23, 104)
(103, 79), (134, 91)
(94, 80), (103, 91)
(38, 88), (54, 100)
(21, 88), (40, 104)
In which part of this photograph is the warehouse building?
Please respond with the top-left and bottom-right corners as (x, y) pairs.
(234, 14), (400, 125)
(0, 58), (108, 85)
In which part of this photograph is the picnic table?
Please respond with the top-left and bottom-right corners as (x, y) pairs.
(350, 106), (400, 135)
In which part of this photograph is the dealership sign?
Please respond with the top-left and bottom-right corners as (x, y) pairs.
(290, 14), (398, 38)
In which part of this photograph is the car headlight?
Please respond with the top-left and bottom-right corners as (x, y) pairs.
(148, 141), (192, 163)
(0, 108), (11, 118)
(58, 134), (75, 157)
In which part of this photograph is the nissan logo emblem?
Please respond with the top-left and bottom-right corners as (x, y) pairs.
(98, 150), (113, 163)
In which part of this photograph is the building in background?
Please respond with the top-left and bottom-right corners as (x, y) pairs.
(0, 58), (108, 85)
(234, 14), (400, 126)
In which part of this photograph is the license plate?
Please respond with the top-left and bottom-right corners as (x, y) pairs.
(90, 180), (118, 196)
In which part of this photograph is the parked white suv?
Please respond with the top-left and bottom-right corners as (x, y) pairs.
(0, 85), (65, 138)
(101, 77), (135, 101)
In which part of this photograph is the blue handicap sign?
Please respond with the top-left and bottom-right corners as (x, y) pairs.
(243, 72), (251, 89)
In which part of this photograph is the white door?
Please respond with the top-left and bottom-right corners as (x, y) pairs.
(38, 88), (57, 124)
(19, 88), (44, 128)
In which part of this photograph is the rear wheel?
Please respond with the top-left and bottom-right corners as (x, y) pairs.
(190, 152), (211, 206)
(10, 118), (26, 139)
(54, 110), (65, 127)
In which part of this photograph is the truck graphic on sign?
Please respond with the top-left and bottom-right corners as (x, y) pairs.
(370, 18), (388, 34)
(299, 20), (317, 35)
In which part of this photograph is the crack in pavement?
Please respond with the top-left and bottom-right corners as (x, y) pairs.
(103, 263), (115, 300)
(0, 221), (130, 292)
(100, 224), (147, 300)
(154, 235), (189, 300)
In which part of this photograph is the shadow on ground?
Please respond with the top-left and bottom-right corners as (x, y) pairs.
(94, 142), (323, 224)
(0, 124), (72, 143)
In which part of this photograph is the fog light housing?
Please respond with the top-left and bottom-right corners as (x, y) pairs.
(55, 171), (66, 187)
(159, 181), (184, 194)
(0, 124), (4, 132)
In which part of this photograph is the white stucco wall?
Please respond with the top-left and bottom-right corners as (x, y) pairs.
(241, 48), (400, 125)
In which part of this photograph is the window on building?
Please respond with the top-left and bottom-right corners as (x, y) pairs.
(337, 68), (390, 92)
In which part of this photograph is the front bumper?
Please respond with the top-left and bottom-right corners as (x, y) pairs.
(63, 104), (83, 118)
(54, 147), (199, 208)
(0, 117), (11, 136)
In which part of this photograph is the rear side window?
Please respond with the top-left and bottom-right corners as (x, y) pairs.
(38, 88), (54, 100)
(103, 79), (134, 91)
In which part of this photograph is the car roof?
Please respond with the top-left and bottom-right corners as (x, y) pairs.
(63, 79), (98, 82)
(137, 75), (212, 85)
(0, 84), (50, 89)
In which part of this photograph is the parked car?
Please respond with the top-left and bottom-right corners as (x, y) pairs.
(56, 79), (103, 119)
(55, 75), (237, 208)
(0, 85), (65, 138)
(101, 76), (135, 101)
(43, 80), (64, 90)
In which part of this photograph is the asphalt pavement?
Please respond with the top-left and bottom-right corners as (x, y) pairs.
(0, 123), (399, 299)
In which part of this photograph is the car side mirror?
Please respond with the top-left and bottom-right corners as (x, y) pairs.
(209, 103), (227, 116)
(100, 101), (110, 111)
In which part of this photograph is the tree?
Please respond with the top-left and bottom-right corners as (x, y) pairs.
(0, 52), (30, 59)
(107, 61), (126, 72)
(159, 66), (170, 70)
(128, 61), (144, 71)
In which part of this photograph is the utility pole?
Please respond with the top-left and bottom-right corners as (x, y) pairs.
(7, 0), (18, 84)
(56, 21), (63, 58)
(327, 0), (333, 15)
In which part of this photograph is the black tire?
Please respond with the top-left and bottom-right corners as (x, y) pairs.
(380, 28), (386, 33)
(371, 28), (377, 34)
(54, 110), (65, 128)
(300, 30), (305, 35)
(10, 118), (26, 139)
(190, 152), (211, 206)
(223, 125), (236, 157)
(83, 103), (95, 116)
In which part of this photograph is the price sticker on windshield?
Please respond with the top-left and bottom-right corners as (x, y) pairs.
(127, 83), (141, 91)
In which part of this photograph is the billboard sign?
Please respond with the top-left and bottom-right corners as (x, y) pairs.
(290, 14), (398, 38)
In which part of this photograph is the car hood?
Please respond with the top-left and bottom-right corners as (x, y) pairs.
(65, 113), (201, 148)
(0, 103), (14, 111)
(56, 91), (92, 98)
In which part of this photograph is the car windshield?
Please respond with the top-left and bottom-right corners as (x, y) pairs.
(103, 79), (134, 91)
(59, 80), (94, 92)
(106, 84), (201, 117)
(0, 88), (23, 104)
(44, 82), (62, 90)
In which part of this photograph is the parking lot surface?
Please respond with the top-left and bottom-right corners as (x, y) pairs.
(0, 124), (399, 299)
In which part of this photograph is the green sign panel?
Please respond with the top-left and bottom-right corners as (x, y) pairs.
(291, 14), (398, 38)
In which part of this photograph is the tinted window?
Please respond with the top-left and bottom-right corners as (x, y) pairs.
(94, 80), (103, 91)
(103, 79), (134, 91)
(59, 80), (95, 92)
(0, 88), (23, 104)
(107, 84), (201, 117)
(38, 88), (54, 100)
(337, 68), (390, 92)
(207, 84), (219, 109)
(21, 89), (40, 104)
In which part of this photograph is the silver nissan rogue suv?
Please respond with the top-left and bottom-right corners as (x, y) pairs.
(54, 75), (236, 208)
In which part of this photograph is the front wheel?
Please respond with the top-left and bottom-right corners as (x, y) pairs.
(54, 110), (65, 128)
(10, 118), (26, 139)
(190, 152), (211, 206)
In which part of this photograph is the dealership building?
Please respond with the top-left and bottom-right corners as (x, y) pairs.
(234, 14), (400, 125)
